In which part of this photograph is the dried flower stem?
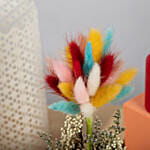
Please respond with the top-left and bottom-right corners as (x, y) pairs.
(86, 117), (92, 150)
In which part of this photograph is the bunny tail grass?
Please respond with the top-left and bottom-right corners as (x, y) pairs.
(74, 77), (90, 104)
(83, 41), (94, 77)
(88, 28), (103, 62)
(103, 27), (113, 56)
(80, 103), (95, 118)
(87, 63), (101, 96)
(52, 60), (74, 82)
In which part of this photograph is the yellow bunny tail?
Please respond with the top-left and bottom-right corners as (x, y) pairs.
(88, 28), (103, 62)
(91, 84), (122, 108)
(58, 82), (75, 101)
(116, 68), (138, 85)
(65, 46), (72, 68)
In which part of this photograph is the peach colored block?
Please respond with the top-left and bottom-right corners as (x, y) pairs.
(124, 92), (150, 150)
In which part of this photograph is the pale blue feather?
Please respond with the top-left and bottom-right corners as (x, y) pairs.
(103, 27), (113, 56)
(48, 101), (80, 115)
(83, 41), (94, 77)
(111, 86), (133, 104)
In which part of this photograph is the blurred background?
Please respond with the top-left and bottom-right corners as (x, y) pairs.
(35, 0), (150, 104)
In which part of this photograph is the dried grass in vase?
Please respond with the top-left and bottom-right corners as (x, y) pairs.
(44, 28), (137, 149)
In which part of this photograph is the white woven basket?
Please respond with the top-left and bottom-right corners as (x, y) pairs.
(0, 0), (49, 149)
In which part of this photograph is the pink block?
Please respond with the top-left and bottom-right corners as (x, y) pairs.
(124, 93), (150, 150)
